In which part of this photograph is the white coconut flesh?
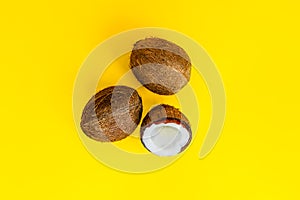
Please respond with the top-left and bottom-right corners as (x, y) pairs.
(142, 122), (190, 156)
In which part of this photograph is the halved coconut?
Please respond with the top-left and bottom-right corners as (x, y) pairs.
(140, 104), (192, 156)
(80, 86), (143, 142)
(130, 37), (191, 95)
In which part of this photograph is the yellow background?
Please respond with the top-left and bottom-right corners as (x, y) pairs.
(1, 0), (300, 199)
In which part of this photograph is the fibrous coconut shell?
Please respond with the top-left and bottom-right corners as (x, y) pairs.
(80, 86), (143, 142)
(130, 37), (191, 95)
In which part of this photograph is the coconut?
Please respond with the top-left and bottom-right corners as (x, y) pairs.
(129, 37), (191, 95)
(140, 104), (192, 156)
(80, 86), (143, 142)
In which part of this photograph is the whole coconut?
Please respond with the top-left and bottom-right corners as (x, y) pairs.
(80, 86), (143, 142)
(130, 37), (191, 95)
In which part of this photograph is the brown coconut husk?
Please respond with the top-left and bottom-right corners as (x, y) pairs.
(80, 86), (143, 142)
(140, 104), (192, 152)
(130, 37), (191, 95)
